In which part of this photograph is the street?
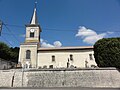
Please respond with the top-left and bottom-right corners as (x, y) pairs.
(0, 87), (120, 90)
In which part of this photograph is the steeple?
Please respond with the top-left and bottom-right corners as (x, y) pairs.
(30, 1), (38, 25)
(25, 0), (41, 43)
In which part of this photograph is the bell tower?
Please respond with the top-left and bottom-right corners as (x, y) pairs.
(25, 7), (41, 43)
(18, 2), (41, 68)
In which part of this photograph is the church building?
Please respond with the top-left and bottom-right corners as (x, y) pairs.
(18, 6), (97, 69)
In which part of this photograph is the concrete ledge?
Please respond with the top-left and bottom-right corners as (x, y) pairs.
(23, 67), (118, 72)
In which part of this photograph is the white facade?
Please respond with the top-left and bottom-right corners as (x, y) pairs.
(19, 43), (38, 68)
(37, 47), (97, 68)
(18, 7), (97, 69)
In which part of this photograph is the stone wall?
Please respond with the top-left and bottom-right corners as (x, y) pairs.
(0, 68), (120, 88)
(0, 71), (14, 87)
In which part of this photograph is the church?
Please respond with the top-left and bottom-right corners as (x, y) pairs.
(18, 6), (97, 69)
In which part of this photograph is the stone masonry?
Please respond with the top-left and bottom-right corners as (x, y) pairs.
(0, 68), (120, 88)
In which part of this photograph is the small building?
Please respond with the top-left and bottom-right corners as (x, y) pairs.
(18, 6), (97, 69)
(0, 58), (16, 70)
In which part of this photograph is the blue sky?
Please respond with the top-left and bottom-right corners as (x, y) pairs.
(0, 0), (120, 47)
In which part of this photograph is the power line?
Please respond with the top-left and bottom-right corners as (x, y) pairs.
(2, 32), (13, 35)
(4, 23), (120, 32)
(4, 23), (77, 31)
(4, 24), (77, 32)
(2, 32), (22, 36)
(4, 24), (25, 28)
(3, 23), (21, 44)
(1, 36), (14, 47)
(1, 23), (120, 40)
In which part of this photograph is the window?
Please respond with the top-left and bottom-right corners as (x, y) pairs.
(49, 65), (53, 68)
(52, 55), (55, 62)
(89, 54), (93, 60)
(43, 65), (47, 69)
(30, 32), (34, 37)
(26, 50), (31, 59)
(70, 54), (73, 61)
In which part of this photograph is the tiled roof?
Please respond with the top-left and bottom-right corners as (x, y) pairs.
(38, 46), (93, 51)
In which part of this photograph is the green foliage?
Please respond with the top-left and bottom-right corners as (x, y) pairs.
(10, 47), (19, 63)
(0, 42), (19, 63)
(94, 38), (120, 68)
(0, 42), (11, 60)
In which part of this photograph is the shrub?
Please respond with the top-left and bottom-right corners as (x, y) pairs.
(94, 38), (120, 68)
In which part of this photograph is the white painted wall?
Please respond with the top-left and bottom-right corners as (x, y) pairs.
(18, 43), (38, 68)
(37, 50), (97, 68)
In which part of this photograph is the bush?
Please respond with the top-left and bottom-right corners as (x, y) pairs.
(94, 38), (120, 68)
(0, 42), (19, 63)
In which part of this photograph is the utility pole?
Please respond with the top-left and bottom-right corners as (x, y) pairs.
(0, 20), (3, 36)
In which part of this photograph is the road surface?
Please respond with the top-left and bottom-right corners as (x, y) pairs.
(0, 87), (120, 90)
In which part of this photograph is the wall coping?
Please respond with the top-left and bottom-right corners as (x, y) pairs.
(0, 67), (119, 72)
(23, 67), (119, 72)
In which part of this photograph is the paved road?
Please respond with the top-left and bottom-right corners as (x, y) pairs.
(0, 87), (120, 90)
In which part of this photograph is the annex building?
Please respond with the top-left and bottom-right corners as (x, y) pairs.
(18, 7), (97, 69)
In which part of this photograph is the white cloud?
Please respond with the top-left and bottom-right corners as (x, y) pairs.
(40, 38), (44, 43)
(76, 26), (97, 38)
(54, 41), (62, 47)
(83, 33), (107, 44)
(76, 26), (113, 44)
(40, 39), (62, 48)
(41, 42), (54, 48)
(106, 31), (114, 34)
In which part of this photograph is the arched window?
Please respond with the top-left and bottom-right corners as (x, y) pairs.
(26, 50), (31, 59)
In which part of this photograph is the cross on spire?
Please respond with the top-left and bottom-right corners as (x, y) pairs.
(35, 0), (37, 9)
(30, 0), (38, 25)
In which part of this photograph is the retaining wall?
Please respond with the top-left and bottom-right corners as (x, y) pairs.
(0, 68), (120, 88)
(0, 71), (14, 87)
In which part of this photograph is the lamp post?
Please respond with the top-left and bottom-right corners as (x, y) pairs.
(21, 63), (24, 87)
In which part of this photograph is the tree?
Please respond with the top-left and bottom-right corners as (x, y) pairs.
(0, 42), (11, 60)
(10, 47), (19, 63)
(94, 38), (120, 68)
(0, 42), (19, 63)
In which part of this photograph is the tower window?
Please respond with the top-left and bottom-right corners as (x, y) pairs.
(70, 54), (73, 61)
(89, 54), (93, 60)
(52, 55), (55, 62)
(30, 32), (34, 37)
(26, 50), (31, 59)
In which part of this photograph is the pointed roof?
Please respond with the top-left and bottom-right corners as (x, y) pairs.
(30, 7), (38, 25)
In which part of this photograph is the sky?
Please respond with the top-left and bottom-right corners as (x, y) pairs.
(0, 0), (120, 47)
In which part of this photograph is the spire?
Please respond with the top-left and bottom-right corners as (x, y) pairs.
(30, 1), (38, 25)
